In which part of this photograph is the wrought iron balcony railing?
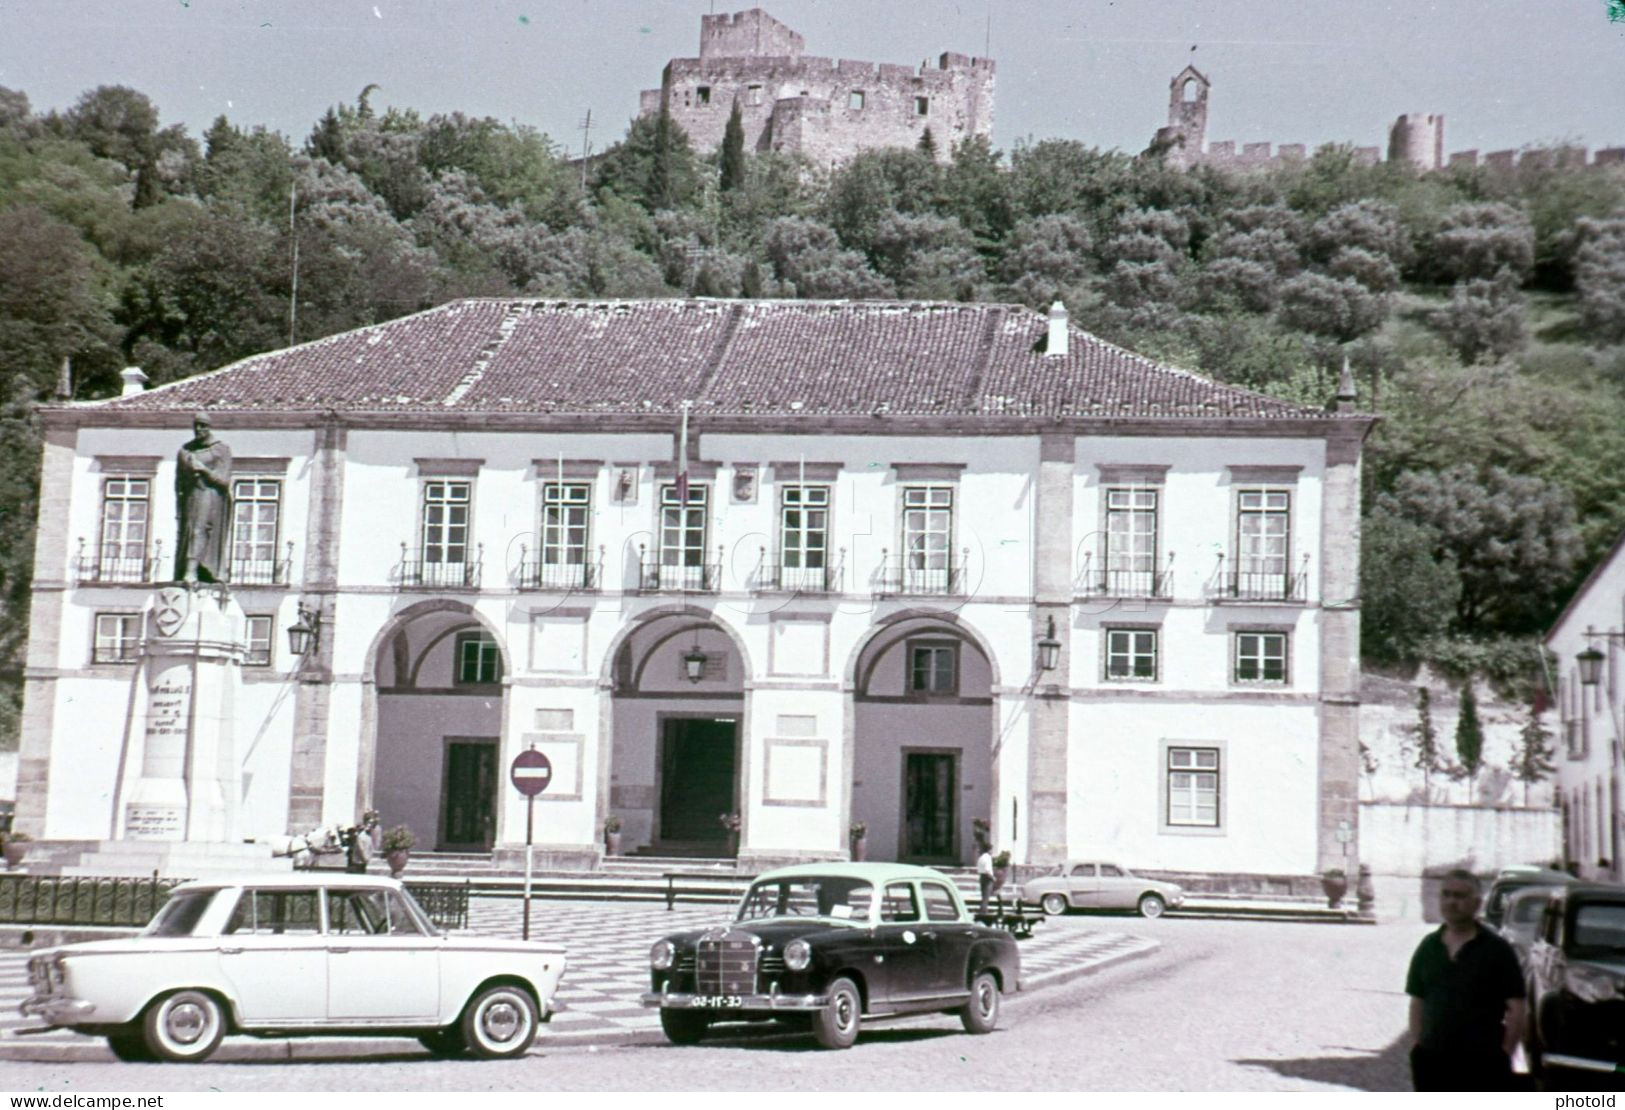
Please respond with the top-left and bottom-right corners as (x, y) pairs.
(751, 547), (845, 594)
(514, 545), (603, 592)
(872, 548), (968, 597)
(229, 542), (295, 587)
(73, 539), (163, 586)
(636, 545), (723, 593)
(1074, 553), (1174, 599)
(1207, 554), (1309, 603)
(396, 543), (484, 590)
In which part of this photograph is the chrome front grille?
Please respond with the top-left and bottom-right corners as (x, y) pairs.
(758, 953), (787, 976)
(695, 931), (758, 995)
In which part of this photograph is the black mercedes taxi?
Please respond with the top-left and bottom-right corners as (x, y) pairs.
(642, 862), (1021, 1049)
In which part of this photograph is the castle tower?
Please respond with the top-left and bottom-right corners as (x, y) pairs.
(1388, 113), (1444, 171)
(699, 7), (804, 58)
(1152, 65), (1210, 167)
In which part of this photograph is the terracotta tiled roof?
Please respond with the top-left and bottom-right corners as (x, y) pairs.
(96, 299), (1344, 421)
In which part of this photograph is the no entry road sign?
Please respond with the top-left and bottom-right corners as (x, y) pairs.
(510, 749), (553, 797)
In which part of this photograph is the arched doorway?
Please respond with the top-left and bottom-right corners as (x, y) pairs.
(848, 616), (996, 865)
(606, 610), (746, 856)
(367, 602), (509, 853)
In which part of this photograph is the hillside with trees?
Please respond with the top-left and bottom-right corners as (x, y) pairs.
(2, 83), (1624, 744)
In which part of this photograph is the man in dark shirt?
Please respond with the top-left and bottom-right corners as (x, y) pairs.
(1405, 868), (1528, 1091)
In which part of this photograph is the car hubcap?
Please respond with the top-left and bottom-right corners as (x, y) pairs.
(978, 983), (994, 1014)
(482, 999), (521, 1043)
(835, 993), (854, 1031)
(166, 1001), (206, 1045)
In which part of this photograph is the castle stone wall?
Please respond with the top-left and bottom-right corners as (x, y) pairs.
(700, 8), (803, 59)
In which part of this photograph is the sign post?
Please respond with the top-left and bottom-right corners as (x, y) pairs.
(510, 747), (553, 941)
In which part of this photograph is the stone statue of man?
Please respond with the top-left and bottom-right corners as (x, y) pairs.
(174, 412), (232, 584)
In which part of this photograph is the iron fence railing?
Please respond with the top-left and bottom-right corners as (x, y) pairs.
(513, 546), (602, 592)
(0, 874), (472, 932)
(1074, 556), (1173, 599)
(397, 544), (484, 590)
(73, 539), (164, 586)
(230, 543), (295, 586)
(636, 546), (724, 593)
(873, 549), (967, 597)
(751, 548), (845, 594)
(1208, 555), (1309, 603)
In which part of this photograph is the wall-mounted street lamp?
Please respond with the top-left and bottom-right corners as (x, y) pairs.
(1576, 629), (1625, 687)
(1037, 615), (1062, 672)
(287, 603), (322, 657)
(682, 630), (708, 683)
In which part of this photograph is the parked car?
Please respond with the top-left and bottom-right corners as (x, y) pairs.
(641, 862), (1020, 1049)
(1498, 885), (1564, 968)
(1484, 865), (1575, 930)
(1019, 861), (1185, 918)
(1524, 882), (1625, 1080)
(20, 873), (566, 1062)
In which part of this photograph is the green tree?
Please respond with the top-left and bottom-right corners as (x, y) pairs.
(1452, 678), (1484, 801)
(1430, 273), (1526, 363)
(941, 135), (1012, 247)
(592, 109), (698, 213)
(1276, 272), (1386, 342)
(1431, 201), (1535, 283)
(719, 101), (745, 193)
(916, 127), (937, 160)
(1574, 216), (1625, 343)
(1360, 505), (1463, 660)
(1511, 699), (1556, 805)
(1410, 685), (1444, 802)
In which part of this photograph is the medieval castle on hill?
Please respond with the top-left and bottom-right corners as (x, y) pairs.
(637, 7), (993, 165)
(1151, 64), (1625, 173)
(635, 11), (1621, 173)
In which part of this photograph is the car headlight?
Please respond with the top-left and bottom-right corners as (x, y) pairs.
(783, 939), (811, 972)
(650, 939), (675, 971)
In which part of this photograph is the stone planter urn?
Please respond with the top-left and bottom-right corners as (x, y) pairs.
(381, 825), (415, 880)
(386, 850), (410, 878)
(1, 839), (27, 869)
(1321, 869), (1349, 909)
(849, 823), (868, 862)
(604, 816), (624, 857)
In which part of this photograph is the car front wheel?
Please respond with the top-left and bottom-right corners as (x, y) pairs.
(659, 1008), (710, 1045)
(960, 970), (1000, 1034)
(142, 990), (225, 1063)
(1040, 893), (1069, 916)
(1138, 893), (1166, 918)
(460, 985), (538, 1059)
(812, 976), (862, 1049)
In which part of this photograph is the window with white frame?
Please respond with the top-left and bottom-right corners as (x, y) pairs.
(93, 613), (141, 664)
(747, 84), (763, 106)
(540, 482), (591, 584)
(231, 479), (282, 584)
(659, 484), (708, 566)
(1167, 747), (1220, 828)
(98, 477), (150, 581)
(779, 484), (829, 587)
(902, 486), (954, 591)
(908, 641), (958, 695)
(244, 615), (273, 667)
(422, 480), (471, 569)
(1235, 488), (1290, 595)
(1234, 631), (1288, 684)
(455, 631), (501, 685)
(1105, 488), (1158, 592)
(1104, 628), (1158, 681)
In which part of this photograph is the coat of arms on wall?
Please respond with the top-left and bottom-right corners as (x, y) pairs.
(152, 586), (190, 638)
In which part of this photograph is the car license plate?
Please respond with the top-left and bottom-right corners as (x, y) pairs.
(690, 995), (743, 1008)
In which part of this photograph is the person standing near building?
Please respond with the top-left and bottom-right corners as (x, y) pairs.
(976, 840), (995, 915)
(1404, 869), (1527, 1091)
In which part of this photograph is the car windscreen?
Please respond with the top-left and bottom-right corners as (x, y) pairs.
(143, 890), (217, 937)
(1571, 901), (1625, 957)
(737, 878), (874, 923)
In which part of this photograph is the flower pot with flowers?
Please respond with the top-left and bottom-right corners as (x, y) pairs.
(849, 822), (868, 861)
(604, 815), (623, 857)
(719, 812), (741, 857)
(992, 850), (1012, 891)
(381, 825), (416, 878)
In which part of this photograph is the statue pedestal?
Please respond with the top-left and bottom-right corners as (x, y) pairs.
(118, 586), (246, 844)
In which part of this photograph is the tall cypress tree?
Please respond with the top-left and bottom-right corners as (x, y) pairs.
(1455, 678), (1484, 802)
(1411, 686), (1442, 802)
(720, 100), (745, 193)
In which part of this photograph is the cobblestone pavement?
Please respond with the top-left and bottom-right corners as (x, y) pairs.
(0, 895), (1157, 1056)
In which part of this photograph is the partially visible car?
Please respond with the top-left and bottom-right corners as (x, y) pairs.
(21, 874), (567, 1062)
(1524, 882), (1625, 1080)
(1484, 866), (1575, 931)
(1498, 885), (1563, 968)
(1019, 861), (1185, 918)
(641, 862), (1020, 1049)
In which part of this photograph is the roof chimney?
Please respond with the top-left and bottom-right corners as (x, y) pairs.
(1334, 354), (1356, 413)
(1046, 301), (1069, 358)
(119, 367), (149, 397)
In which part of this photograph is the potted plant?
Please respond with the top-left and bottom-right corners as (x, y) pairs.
(849, 821), (868, 862)
(1, 830), (30, 869)
(991, 849), (1012, 890)
(719, 812), (741, 857)
(1322, 867), (1349, 908)
(603, 815), (623, 857)
(381, 825), (415, 878)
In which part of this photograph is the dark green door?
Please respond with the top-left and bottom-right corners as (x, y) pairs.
(658, 718), (738, 846)
(903, 752), (957, 862)
(441, 739), (497, 850)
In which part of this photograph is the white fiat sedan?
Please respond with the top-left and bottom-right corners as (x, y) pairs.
(21, 874), (566, 1062)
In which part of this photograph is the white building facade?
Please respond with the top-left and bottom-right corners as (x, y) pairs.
(1546, 530), (1625, 884)
(16, 299), (1372, 883)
